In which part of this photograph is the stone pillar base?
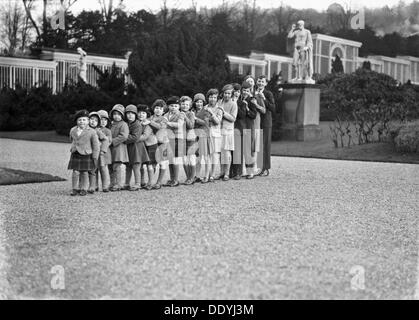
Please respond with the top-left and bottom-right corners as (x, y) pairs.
(279, 83), (322, 141)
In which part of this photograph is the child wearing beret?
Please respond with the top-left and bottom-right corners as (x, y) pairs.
(124, 104), (150, 191)
(109, 104), (129, 191)
(164, 96), (185, 187)
(96, 110), (112, 192)
(149, 99), (170, 189)
(68, 109), (100, 196)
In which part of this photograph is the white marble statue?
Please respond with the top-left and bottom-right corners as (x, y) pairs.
(287, 20), (315, 84)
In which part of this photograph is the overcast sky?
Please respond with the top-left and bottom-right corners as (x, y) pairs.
(67, 0), (415, 13)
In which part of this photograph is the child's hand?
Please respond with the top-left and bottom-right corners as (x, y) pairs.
(143, 120), (151, 125)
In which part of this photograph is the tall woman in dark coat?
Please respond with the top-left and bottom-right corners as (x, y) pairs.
(256, 75), (275, 176)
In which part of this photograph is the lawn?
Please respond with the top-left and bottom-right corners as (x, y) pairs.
(0, 167), (65, 185)
(272, 122), (419, 164)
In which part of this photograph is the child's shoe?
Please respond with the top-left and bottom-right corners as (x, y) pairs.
(183, 179), (193, 185)
(122, 185), (131, 191)
(163, 180), (173, 187)
(103, 188), (109, 193)
(222, 175), (230, 181)
(140, 183), (147, 189)
(152, 183), (161, 190)
(70, 189), (79, 196)
(79, 190), (87, 196)
(129, 185), (140, 191)
(209, 176), (215, 183)
(170, 181), (179, 187)
(145, 184), (153, 191)
(201, 177), (209, 184)
(110, 186), (121, 191)
(87, 189), (95, 194)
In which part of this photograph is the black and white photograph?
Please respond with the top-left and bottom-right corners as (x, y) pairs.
(0, 0), (418, 303)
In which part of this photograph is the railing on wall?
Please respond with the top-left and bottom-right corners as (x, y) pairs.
(0, 56), (57, 91)
(0, 50), (130, 93)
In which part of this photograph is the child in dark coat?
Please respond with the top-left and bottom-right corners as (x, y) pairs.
(124, 104), (150, 191)
(110, 104), (129, 191)
(96, 110), (112, 192)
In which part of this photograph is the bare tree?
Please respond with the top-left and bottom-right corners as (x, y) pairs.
(98, 0), (124, 24)
(22, 0), (41, 42)
(0, 0), (33, 55)
(22, 0), (78, 45)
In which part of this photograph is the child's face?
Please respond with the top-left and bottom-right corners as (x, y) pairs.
(181, 100), (191, 112)
(195, 100), (204, 110)
(208, 94), (217, 106)
(154, 106), (164, 116)
(138, 111), (147, 121)
(223, 89), (232, 101)
(112, 112), (122, 122)
(257, 77), (267, 89)
(245, 78), (255, 87)
(169, 104), (180, 112)
(126, 112), (136, 122)
(100, 117), (108, 127)
(242, 88), (251, 98)
(89, 116), (99, 128)
(77, 117), (89, 129)
(233, 90), (240, 99)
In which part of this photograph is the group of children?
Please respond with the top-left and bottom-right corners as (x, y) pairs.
(68, 75), (276, 195)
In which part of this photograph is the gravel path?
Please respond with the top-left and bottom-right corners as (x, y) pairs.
(0, 138), (418, 299)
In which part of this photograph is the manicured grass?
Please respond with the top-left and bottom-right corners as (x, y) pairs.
(272, 122), (419, 164)
(0, 167), (66, 185)
(0, 131), (69, 143)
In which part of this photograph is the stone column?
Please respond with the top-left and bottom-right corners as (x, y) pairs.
(279, 83), (322, 141)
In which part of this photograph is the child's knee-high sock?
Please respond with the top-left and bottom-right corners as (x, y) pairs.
(173, 163), (180, 182)
(72, 170), (80, 190)
(147, 165), (154, 185)
(169, 164), (175, 181)
(156, 165), (167, 185)
(204, 156), (210, 178)
(140, 165), (146, 185)
(196, 156), (201, 178)
(210, 153), (219, 177)
(133, 163), (141, 187)
(100, 165), (110, 190)
(183, 156), (189, 180)
(224, 151), (232, 177)
(114, 163), (122, 188)
(79, 171), (89, 191)
(189, 155), (196, 181)
(125, 164), (132, 187)
(88, 170), (96, 191)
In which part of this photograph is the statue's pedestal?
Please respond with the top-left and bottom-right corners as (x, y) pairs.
(280, 83), (321, 141)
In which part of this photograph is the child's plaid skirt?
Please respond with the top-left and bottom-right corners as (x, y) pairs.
(68, 151), (95, 171)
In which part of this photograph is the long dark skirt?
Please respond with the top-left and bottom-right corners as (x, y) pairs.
(262, 126), (272, 170)
(68, 151), (95, 171)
